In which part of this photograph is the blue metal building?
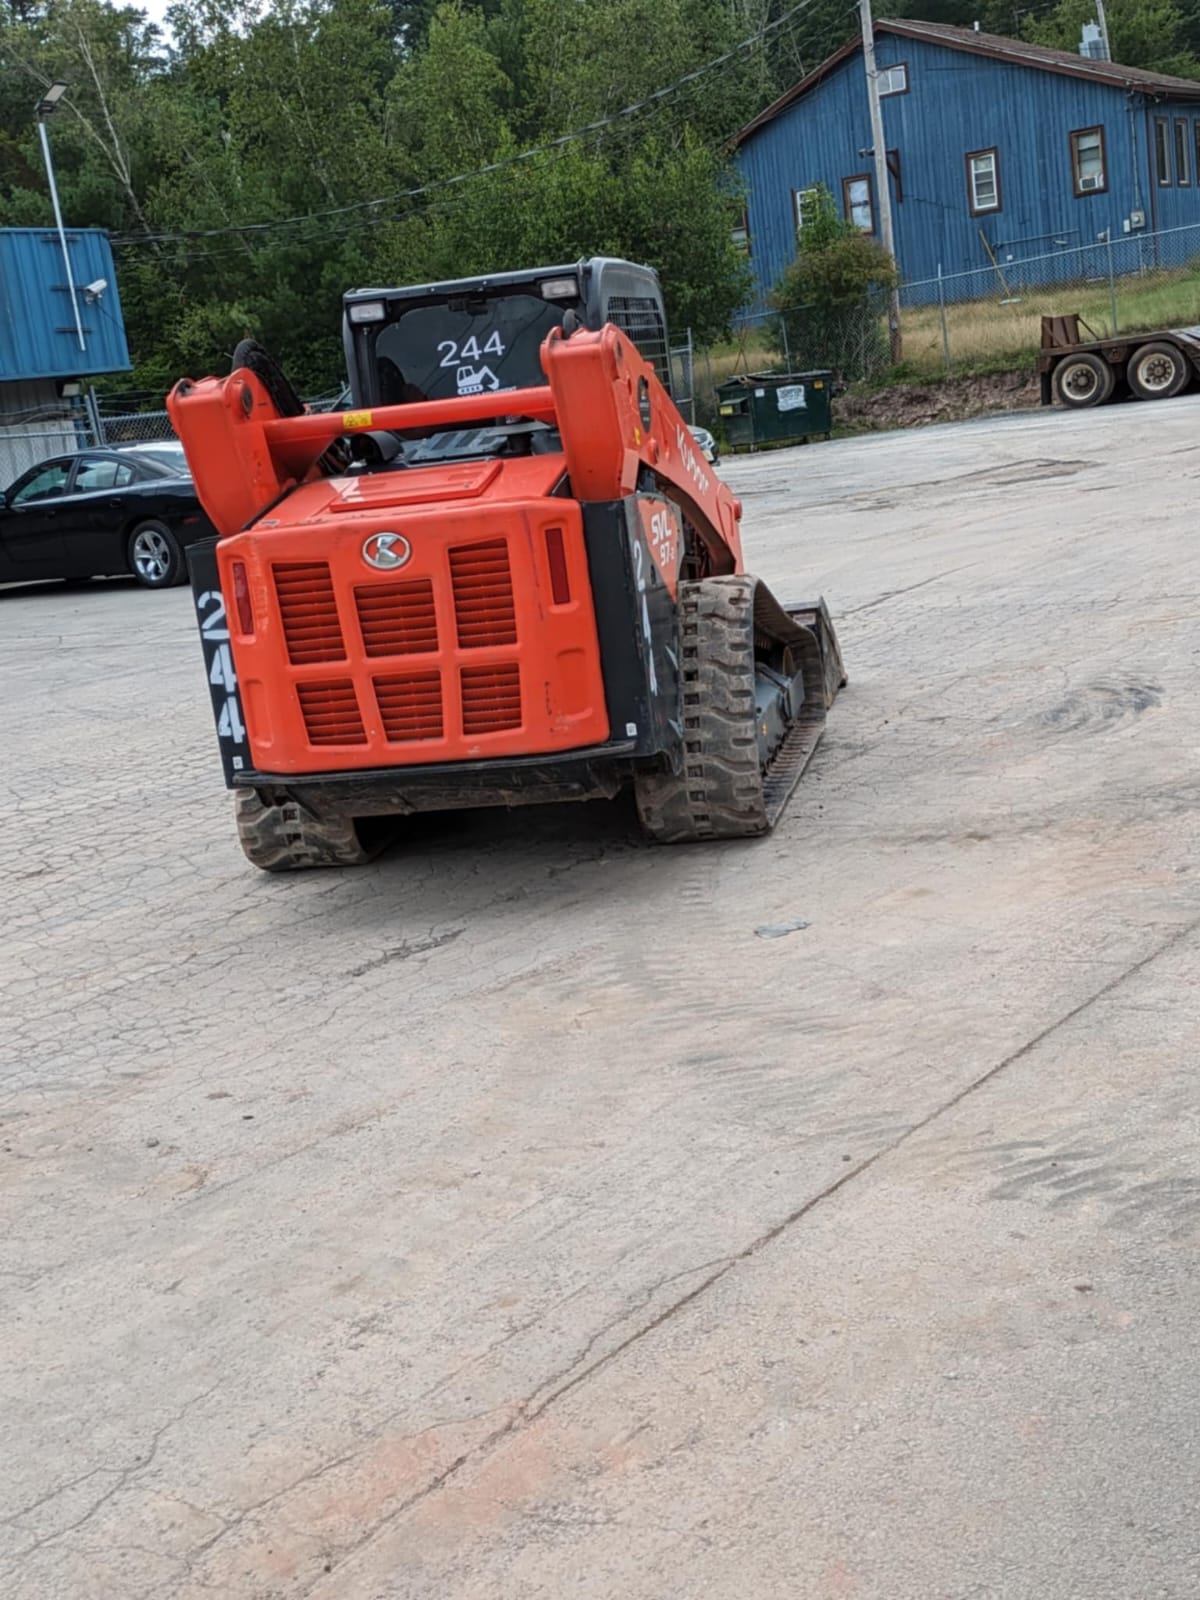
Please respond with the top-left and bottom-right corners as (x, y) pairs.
(0, 227), (131, 482)
(734, 19), (1200, 306)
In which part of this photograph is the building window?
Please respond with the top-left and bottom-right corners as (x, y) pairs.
(877, 63), (908, 96)
(1070, 126), (1107, 196)
(966, 148), (1001, 215)
(1176, 119), (1191, 185)
(1195, 121), (1200, 187)
(792, 186), (819, 236)
(731, 204), (750, 255)
(842, 174), (875, 233)
(1155, 117), (1171, 185)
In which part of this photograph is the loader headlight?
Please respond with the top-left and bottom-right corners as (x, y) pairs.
(348, 301), (385, 323)
(540, 277), (578, 300)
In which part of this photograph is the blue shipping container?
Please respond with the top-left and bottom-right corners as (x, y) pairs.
(0, 227), (131, 381)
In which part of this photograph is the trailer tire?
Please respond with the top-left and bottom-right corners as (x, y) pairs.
(1127, 341), (1191, 402)
(1052, 352), (1114, 409)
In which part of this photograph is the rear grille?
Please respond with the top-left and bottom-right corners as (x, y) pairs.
(297, 680), (366, 745)
(274, 562), (345, 664)
(449, 540), (517, 648)
(355, 579), (438, 658)
(461, 664), (521, 735)
(374, 673), (444, 742)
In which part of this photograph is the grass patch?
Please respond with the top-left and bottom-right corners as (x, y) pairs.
(898, 265), (1200, 377)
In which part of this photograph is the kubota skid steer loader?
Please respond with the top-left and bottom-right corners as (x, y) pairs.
(167, 257), (846, 870)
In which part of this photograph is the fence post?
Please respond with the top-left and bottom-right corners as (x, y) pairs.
(937, 264), (951, 375)
(84, 386), (105, 448)
(1105, 229), (1119, 334)
(779, 313), (790, 371)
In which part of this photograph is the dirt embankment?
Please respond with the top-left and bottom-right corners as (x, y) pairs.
(838, 370), (1039, 432)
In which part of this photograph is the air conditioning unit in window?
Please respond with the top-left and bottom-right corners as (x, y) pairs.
(1079, 173), (1103, 191)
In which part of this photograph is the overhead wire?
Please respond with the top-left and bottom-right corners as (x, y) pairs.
(110, 0), (853, 256)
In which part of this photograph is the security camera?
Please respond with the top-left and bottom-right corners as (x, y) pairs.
(82, 278), (108, 302)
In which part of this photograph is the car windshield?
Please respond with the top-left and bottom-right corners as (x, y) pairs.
(369, 294), (565, 406)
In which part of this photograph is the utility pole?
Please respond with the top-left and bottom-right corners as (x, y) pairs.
(34, 82), (85, 354)
(1095, 0), (1112, 60)
(860, 0), (901, 360)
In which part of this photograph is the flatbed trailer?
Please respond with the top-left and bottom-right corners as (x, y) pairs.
(1039, 313), (1200, 409)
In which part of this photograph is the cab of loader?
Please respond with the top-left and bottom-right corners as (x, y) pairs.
(340, 257), (671, 464)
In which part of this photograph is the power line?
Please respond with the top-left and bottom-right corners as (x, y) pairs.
(111, 0), (830, 251)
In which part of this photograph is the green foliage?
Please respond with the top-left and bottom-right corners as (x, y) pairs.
(772, 183), (897, 380)
(0, 0), (774, 392)
(1022, 0), (1200, 78)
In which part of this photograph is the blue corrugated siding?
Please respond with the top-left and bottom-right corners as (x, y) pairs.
(736, 35), (1200, 306)
(0, 228), (130, 380)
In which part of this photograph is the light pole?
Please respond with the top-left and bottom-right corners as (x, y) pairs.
(35, 82), (86, 354)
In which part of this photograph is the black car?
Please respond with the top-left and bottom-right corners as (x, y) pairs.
(0, 442), (214, 590)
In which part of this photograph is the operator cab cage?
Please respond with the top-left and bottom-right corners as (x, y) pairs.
(341, 257), (673, 418)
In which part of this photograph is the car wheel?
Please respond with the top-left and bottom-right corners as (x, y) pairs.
(127, 520), (185, 588)
(1052, 352), (1114, 409)
(1126, 341), (1191, 401)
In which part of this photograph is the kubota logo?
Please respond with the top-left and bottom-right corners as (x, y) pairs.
(362, 532), (411, 570)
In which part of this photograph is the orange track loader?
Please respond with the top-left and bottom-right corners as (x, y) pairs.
(167, 258), (845, 869)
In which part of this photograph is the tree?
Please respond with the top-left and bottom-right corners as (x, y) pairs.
(1022, 0), (1200, 76)
(772, 183), (898, 380)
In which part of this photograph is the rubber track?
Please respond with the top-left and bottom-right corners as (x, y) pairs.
(634, 575), (829, 844)
(234, 790), (380, 872)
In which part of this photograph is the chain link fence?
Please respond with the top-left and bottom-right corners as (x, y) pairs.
(91, 405), (176, 445)
(899, 218), (1200, 377)
(0, 393), (178, 485)
(686, 218), (1200, 436)
(0, 402), (95, 485)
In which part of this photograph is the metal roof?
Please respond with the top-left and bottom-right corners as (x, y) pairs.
(0, 228), (131, 382)
(735, 17), (1200, 144)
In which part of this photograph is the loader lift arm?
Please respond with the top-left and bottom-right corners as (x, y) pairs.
(169, 323), (744, 577)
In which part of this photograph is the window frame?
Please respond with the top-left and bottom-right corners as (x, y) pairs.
(1069, 125), (1107, 198)
(877, 62), (909, 98)
(1155, 116), (1172, 186)
(792, 186), (818, 236)
(731, 203), (751, 256)
(841, 172), (876, 234)
(1176, 117), (1192, 186)
(965, 147), (1002, 216)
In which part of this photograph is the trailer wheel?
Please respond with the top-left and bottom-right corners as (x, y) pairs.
(1052, 352), (1114, 409)
(1127, 341), (1190, 402)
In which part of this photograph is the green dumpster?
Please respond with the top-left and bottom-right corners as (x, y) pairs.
(716, 370), (834, 452)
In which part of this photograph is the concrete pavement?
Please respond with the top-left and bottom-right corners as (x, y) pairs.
(3, 395), (1199, 1597)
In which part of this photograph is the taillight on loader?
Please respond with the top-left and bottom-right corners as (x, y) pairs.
(544, 527), (571, 605)
(231, 561), (254, 636)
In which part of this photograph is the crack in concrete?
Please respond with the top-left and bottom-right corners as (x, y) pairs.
(344, 927), (464, 979)
(292, 909), (1200, 1592)
(1, 1382), (222, 1571)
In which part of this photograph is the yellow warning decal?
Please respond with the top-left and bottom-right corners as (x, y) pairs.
(342, 409), (372, 429)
